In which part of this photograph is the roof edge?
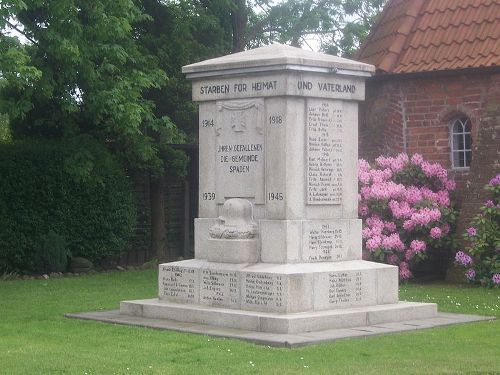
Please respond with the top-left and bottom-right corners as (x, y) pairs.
(378, 0), (426, 73)
(368, 65), (500, 82)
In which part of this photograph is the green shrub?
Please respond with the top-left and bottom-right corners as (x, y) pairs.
(455, 174), (500, 287)
(0, 137), (136, 273)
(36, 230), (69, 273)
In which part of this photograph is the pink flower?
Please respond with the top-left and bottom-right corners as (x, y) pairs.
(365, 181), (406, 200)
(359, 171), (371, 184)
(485, 200), (495, 208)
(410, 240), (426, 253)
(382, 233), (405, 251)
(492, 274), (500, 284)
(445, 180), (456, 191)
(390, 159), (405, 173)
(374, 154), (408, 173)
(399, 262), (412, 280)
(403, 220), (414, 231)
(396, 153), (409, 164)
(366, 236), (382, 251)
(404, 186), (423, 205)
(366, 215), (384, 229)
(421, 161), (448, 181)
(466, 227), (477, 236)
(375, 155), (392, 169)
(489, 174), (500, 186)
(411, 153), (424, 165)
(435, 190), (450, 206)
(389, 200), (414, 219)
(465, 268), (476, 280)
(370, 169), (392, 183)
(405, 249), (414, 261)
(359, 204), (369, 217)
(410, 208), (441, 227)
(430, 227), (442, 239)
(384, 221), (397, 232)
(358, 159), (371, 173)
(455, 251), (473, 266)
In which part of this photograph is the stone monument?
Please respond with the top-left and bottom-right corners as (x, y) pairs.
(120, 44), (438, 334)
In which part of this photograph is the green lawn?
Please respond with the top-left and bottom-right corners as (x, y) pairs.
(0, 270), (498, 374)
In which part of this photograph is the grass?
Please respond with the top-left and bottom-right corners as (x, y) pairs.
(0, 270), (498, 375)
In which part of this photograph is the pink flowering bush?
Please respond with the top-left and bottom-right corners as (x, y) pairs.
(359, 153), (457, 280)
(455, 175), (500, 287)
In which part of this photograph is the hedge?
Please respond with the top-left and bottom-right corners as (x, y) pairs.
(0, 137), (136, 273)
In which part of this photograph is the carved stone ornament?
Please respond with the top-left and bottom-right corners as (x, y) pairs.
(215, 100), (264, 136)
(209, 198), (258, 239)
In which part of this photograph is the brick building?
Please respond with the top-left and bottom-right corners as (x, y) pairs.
(356, 0), (500, 248)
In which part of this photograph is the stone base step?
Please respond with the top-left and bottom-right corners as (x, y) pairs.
(67, 309), (494, 348)
(159, 259), (399, 313)
(120, 298), (437, 334)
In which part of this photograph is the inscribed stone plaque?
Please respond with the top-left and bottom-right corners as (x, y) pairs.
(241, 272), (286, 312)
(199, 269), (239, 307)
(314, 269), (376, 310)
(302, 221), (346, 262)
(159, 265), (198, 304)
(215, 99), (265, 204)
(190, 73), (365, 102)
(306, 99), (343, 204)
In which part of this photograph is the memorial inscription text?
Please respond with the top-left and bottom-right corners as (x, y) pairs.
(304, 223), (344, 262)
(307, 100), (343, 204)
(217, 143), (263, 174)
(327, 271), (363, 306)
(200, 269), (239, 307)
(161, 266), (197, 303)
(244, 273), (284, 310)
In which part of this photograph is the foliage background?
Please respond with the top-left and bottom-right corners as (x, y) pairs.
(0, 138), (136, 273)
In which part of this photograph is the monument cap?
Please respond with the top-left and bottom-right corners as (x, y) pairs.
(182, 43), (375, 79)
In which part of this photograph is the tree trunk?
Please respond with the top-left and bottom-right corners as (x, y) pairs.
(150, 173), (169, 262)
(231, 0), (248, 52)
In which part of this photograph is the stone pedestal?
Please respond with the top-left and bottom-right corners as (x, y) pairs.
(120, 44), (437, 334)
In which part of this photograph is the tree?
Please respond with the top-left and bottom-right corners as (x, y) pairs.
(0, 0), (181, 169)
(135, 0), (233, 260)
(211, 0), (386, 56)
(0, 0), (188, 262)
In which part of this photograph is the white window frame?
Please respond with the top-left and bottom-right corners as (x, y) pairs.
(450, 116), (472, 169)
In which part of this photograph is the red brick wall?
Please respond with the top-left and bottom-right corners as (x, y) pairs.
(360, 70), (500, 247)
(359, 81), (405, 161)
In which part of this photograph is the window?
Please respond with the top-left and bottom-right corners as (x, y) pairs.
(450, 116), (472, 168)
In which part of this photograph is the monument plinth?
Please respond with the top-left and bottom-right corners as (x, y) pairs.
(120, 44), (437, 334)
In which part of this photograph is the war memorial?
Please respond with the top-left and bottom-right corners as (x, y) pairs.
(70, 45), (489, 347)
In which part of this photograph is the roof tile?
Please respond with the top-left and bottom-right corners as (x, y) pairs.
(356, 0), (500, 73)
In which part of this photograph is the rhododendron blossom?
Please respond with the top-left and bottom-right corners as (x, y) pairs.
(410, 240), (426, 253)
(489, 174), (500, 186)
(359, 153), (456, 280)
(382, 233), (405, 251)
(465, 268), (476, 280)
(466, 227), (477, 236)
(455, 251), (473, 266)
(399, 262), (412, 280)
(493, 274), (500, 285)
(410, 153), (424, 165)
(430, 227), (442, 239)
(485, 200), (495, 208)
